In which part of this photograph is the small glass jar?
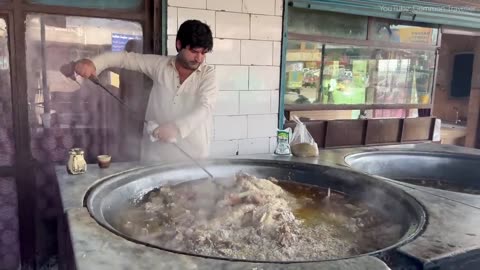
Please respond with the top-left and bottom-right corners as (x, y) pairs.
(67, 148), (87, 175)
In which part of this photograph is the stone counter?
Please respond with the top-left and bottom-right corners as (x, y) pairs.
(56, 142), (480, 270)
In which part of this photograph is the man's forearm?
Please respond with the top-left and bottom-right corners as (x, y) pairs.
(92, 52), (160, 79)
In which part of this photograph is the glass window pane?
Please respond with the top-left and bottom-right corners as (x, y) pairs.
(285, 40), (322, 105)
(322, 45), (435, 107)
(27, 0), (141, 10)
(26, 16), (146, 264)
(288, 8), (368, 40)
(25, 14), (145, 163)
(284, 41), (436, 107)
(0, 18), (15, 166)
(371, 19), (439, 45)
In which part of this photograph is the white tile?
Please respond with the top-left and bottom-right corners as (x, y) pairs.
(251, 15), (282, 41)
(207, 39), (241, 64)
(247, 114), (278, 138)
(269, 136), (277, 153)
(275, 0), (284, 16)
(238, 138), (270, 155)
(240, 91), (271, 114)
(215, 65), (248, 90)
(243, 0), (275, 15)
(214, 91), (239, 115)
(177, 8), (216, 37)
(271, 90), (279, 113)
(241, 40), (273, 65)
(273, 41), (281, 66)
(207, 0), (242, 12)
(216, 12), (250, 39)
(249, 66), (280, 90)
(167, 35), (177, 56)
(214, 115), (247, 140)
(210, 140), (239, 157)
(169, 0), (206, 9)
(167, 7), (178, 36)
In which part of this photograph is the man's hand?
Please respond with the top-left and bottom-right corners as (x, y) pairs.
(153, 123), (179, 142)
(74, 59), (96, 78)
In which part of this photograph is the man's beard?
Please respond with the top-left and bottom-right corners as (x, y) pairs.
(178, 55), (200, 70)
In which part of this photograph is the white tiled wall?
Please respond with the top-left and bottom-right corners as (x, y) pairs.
(214, 115), (248, 140)
(275, 0), (284, 16)
(241, 40), (273, 65)
(238, 138), (270, 155)
(214, 91), (239, 115)
(239, 91), (271, 114)
(170, 0), (206, 9)
(250, 15), (282, 41)
(207, 39), (241, 64)
(207, 0), (242, 12)
(249, 66), (280, 90)
(167, 0), (284, 156)
(247, 114), (277, 138)
(167, 35), (176, 56)
(271, 90), (279, 113)
(215, 65), (248, 90)
(242, 0), (276, 15)
(273, 41), (281, 66)
(177, 8), (216, 36)
(167, 7), (178, 35)
(210, 140), (239, 157)
(216, 12), (250, 39)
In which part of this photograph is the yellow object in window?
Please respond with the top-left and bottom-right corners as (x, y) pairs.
(110, 71), (120, 88)
(420, 95), (430, 104)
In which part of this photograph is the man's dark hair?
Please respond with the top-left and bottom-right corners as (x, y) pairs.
(176, 20), (213, 52)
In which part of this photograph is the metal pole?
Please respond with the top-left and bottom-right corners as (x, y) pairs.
(40, 16), (50, 114)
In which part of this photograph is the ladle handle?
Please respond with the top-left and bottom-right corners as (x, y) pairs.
(89, 75), (148, 125)
(172, 143), (214, 179)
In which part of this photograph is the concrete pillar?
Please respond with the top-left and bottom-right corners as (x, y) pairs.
(465, 37), (480, 148)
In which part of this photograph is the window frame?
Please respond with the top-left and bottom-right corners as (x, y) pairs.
(281, 9), (441, 119)
(0, 11), (15, 175)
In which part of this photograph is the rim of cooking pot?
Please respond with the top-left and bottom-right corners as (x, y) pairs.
(84, 158), (427, 263)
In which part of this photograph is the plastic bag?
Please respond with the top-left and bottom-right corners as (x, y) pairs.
(290, 116), (319, 157)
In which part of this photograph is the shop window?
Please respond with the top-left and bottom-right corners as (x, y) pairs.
(285, 42), (435, 108)
(26, 0), (141, 9)
(288, 8), (368, 40)
(0, 18), (15, 166)
(25, 14), (144, 162)
(284, 7), (439, 120)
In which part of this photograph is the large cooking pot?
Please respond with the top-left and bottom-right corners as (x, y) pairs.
(85, 159), (425, 262)
(345, 151), (480, 194)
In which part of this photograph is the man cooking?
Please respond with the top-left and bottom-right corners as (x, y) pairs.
(74, 20), (217, 162)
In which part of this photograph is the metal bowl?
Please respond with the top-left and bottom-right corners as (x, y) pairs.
(84, 159), (425, 262)
(345, 151), (480, 195)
